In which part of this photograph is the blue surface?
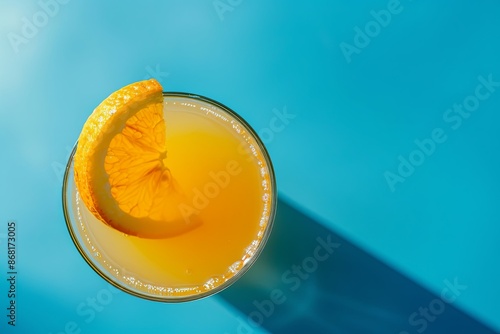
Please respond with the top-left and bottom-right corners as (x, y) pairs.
(1, 0), (500, 333)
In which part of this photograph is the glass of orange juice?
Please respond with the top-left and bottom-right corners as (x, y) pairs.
(62, 89), (276, 302)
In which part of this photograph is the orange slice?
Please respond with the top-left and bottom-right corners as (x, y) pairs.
(74, 79), (198, 238)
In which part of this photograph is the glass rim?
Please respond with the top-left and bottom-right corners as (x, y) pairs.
(62, 91), (277, 302)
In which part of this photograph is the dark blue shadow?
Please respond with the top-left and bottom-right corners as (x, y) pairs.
(218, 197), (497, 334)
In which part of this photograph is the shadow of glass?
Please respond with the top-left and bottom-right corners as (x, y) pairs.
(218, 197), (496, 334)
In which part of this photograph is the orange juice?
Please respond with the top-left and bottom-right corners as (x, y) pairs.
(64, 92), (276, 301)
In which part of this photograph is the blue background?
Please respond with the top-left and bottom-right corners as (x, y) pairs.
(1, 0), (499, 333)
